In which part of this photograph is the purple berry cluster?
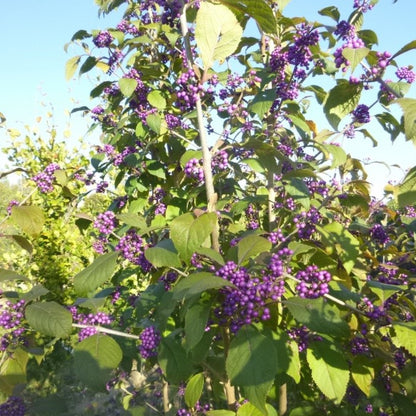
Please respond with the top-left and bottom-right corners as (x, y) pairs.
(115, 229), (152, 271)
(268, 229), (286, 245)
(396, 66), (416, 84)
(211, 150), (229, 171)
(334, 37), (365, 71)
(160, 271), (178, 290)
(370, 224), (389, 245)
(93, 30), (114, 48)
(371, 263), (408, 285)
(287, 325), (310, 352)
(175, 69), (204, 111)
(32, 163), (60, 193)
(352, 104), (371, 124)
(149, 187), (166, 215)
(0, 298), (26, 351)
(334, 20), (356, 40)
(353, 0), (374, 13)
(139, 326), (161, 358)
(93, 211), (118, 235)
(70, 306), (113, 341)
(245, 204), (259, 230)
(184, 158), (204, 182)
(214, 252), (290, 332)
(350, 336), (370, 355)
(6, 199), (19, 215)
(295, 265), (331, 299)
(293, 207), (321, 239)
(0, 396), (26, 416)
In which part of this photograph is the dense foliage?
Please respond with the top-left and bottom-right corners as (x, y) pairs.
(2, 0), (416, 415)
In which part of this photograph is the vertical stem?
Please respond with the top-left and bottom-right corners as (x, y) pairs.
(279, 384), (288, 415)
(267, 170), (276, 231)
(222, 328), (237, 409)
(163, 379), (170, 413)
(179, 8), (219, 252)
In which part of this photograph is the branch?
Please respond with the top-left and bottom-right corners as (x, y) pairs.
(72, 323), (140, 339)
(0, 167), (28, 180)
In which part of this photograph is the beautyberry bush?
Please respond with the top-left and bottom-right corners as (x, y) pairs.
(1, 1), (416, 415)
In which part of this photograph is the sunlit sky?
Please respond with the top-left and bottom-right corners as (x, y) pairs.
(1, 0), (415, 197)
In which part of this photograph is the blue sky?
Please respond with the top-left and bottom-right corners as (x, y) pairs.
(1, 0), (415, 197)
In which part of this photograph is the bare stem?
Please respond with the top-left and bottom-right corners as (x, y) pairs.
(72, 323), (140, 340)
(279, 384), (288, 415)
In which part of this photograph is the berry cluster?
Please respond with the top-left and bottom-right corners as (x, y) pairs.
(175, 69), (205, 111)
(353, 0), (374, 13)
(334, 37), (365, 71)
(293, 207), (321, 239)
(32, 163), (61, 193)
(69, 306), (113, 341)
(6, 199), (19, 215)
(295, 265), (331, 299)
(93, 30), (114, 48)
(211, 150), (229, 171)
(287, 325), (310, 352)
(139, 326), (161, 358)
(0, 396), (26, 416)
(115, 229), (152, 271)
(268, 229), (286, 245)
(352, 104), (371, 124)
(93, 211), (118, 235)
(334, 20), (356, 40)
(370, 224), (390, 245)
(396, 66), (416, 83)
(0, 298), (26, 351)
(149, 187), (167, 215)
(245, 204), (259, 230)
(184, 158), (204, 182)
(160, 271), (178, 290)
(215, 252), (290, 332)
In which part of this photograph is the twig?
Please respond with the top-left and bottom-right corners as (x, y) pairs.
(72, 323), (140, 339)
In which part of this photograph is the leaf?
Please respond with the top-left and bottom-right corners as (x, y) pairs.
(119, 77), (138, 97)
(11, 205), (45, 236)
(116, 213), (147, 229)
(226, 326), (277, 386)
(147, 90), (167, 110)
(185, 302), (211, 350)
(392, 322), (416, 356)
(0, 269), (29, 282)
(341, 47), (369, 72)
(74, 252), (119, 295)
(323, 80), (362, 129)
(25, 301), (72, 338)
(395, 98), (416, 143)
(318, 6), (340, 21)
(392, 40), (416, 59)
(237, 401), (266, 416)
(195, 2), (243, 69)
(284, 178), (310, 210)
(220, 0), (277, 34)
(172, 272), (233, 301)
(185, 373), (204, 408)
(170, 213), (217, 263)
(79, 56), (98, 75)
(306, 341), (349, 403)
(207, 411), (235, 416)
(395, 166), (416, 208)
(158, 335), (194, 384)
(74, 334), (122, 390)
(146, 113), (163, 135)
(65, 56), (81, 80)
(248, 89), (276, 119)
(8, 235), (33, 253)
(318, 222), (360, 274)
(237, 235), (272, 265)
(0, 348), (28, 395)
(351, 356), (374, 396)
(285, 297), (350, 338)
(243, 381), (273, 415)
(145, 239), (181, 268)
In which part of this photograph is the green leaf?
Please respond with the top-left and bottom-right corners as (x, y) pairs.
(185, 373), (204, 408)
(148, 90), (167, 110)
(226, 326), (277, 386)
(0, 268), (29, 282)
(79, 56), (98, 75)
(0, 348), (28, 395)
(158, 336), (194, 384)
(74, 252), (119, 295)
(25, 301), (72, 338)
(392, 40), (416, 59)
(146, 160), (166, 179)
(146, 112), (164, 135)
(288, 406), (320, 416)
(10, 205), (45, 236)
(9, 235), (33, 253)
(172, 272), (233, 301)
(195, 247), (225, 266)
(285, 297), (350, 338)
(306, 341), (349, 403)
(323, 80), (362, 129)
(341, 47), (369, 72)
(318, 222), (359, 274)
(395, 166), (416, 208)
(185, 302), (211, 350)
(395, 98), (416, 143)
(170, 213), (217, 263)
(248, 89), (276, 119)
(23, 284), (50, 302)
(237, 235), (272, 265)
(351, 356), (374, 396)
(220, 0), (276, 34)
(243, 381), (273, 415)
(392, 322), (416, 356)
(207, 411), (235, 416)
(236, 401), (265, 416)
(318, 6), (340, 21)
(119, 77), (138, 97)
(116, 213), (147, 229)
(145, 239), (181, 268)
(195, 2), (243, 69)
(366, 280), (405, 303)
(74, 334), (122, 390)
(284, 178), (310, 210)
(65, 55), (81, 80)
